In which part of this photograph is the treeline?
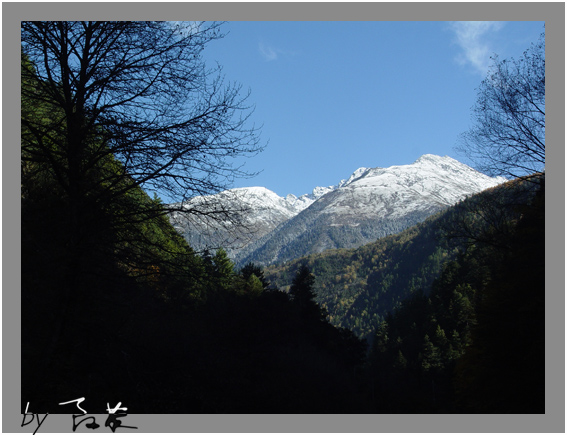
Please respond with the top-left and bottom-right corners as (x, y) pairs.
(262, 178), (545, 413)
(234, 196), (437, 268)
(367, 179), (545, 412)
(23, 241), (369, 413)
(21, 142), (370, 412)
(265, 179), (540, 341)
(266, 217), (453, 339)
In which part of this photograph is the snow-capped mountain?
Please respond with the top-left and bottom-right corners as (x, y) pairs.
(170, 155), (506, 265)
(315, 154), (507, 223)
(169, 184), (331, 257)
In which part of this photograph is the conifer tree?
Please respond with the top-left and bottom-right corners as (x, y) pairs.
(289, 265), (326, 322)
(420, 334), (442, 373)
(240, 262), (270, 289)
(212, 248), (235, 292)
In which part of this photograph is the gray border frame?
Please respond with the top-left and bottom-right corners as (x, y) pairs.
(4, 2), (564, 433)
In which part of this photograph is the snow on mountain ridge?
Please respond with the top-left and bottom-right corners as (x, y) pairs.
(338, 167), (371, 188)
(170, 154), (507, 262)
(318, 154), (506, 221)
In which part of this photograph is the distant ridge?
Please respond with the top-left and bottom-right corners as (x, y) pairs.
(169, 155), (506, 265)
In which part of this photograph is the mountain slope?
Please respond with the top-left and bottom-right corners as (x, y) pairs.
(264, 176), (541, 340)
(168, 185), (330, 257)
(170, 154), (505, 265)
(235, 155), (505, 266)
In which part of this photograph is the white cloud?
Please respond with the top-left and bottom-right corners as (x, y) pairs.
(259, 41), (278, 61)
(449, 21), (505, 75)
(258, 41), (300, 62)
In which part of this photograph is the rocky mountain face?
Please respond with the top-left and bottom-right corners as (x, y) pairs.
(168, 186), (329, 258)
(169, 155), (506, 266)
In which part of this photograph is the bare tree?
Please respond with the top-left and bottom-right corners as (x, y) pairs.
(21, 21), (262, 216)
(21, 22), (264, 381)
(457, 32), (545, 181)
(21, 21), (264, 274)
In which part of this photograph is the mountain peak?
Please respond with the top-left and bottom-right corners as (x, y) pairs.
(338, 167), (371, 188)
(413, 154), (470, 168)
(170, 155), (507, 265)
(415, 153), (451, 163)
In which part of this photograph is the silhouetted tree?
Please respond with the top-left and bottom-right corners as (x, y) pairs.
(289, 264), (327, 322)
(440, 177), (541, 253)
(453, 183), (545, 413)
(21, 22), (262, 400)
(240, 262), (270, 289)
(457, 31), (545, 180)
(21, 21), (262, 276)
(212, 248), (235, 291)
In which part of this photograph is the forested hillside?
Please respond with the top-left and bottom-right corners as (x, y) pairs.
(367, 179), (545, 413)
(232, 154), (505, 267)
(20, 23), (367, 414)
(265, 178), (540, 341)
(266, 176), (544, 412)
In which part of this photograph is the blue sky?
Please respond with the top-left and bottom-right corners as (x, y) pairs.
(201, 21), (544, 198)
